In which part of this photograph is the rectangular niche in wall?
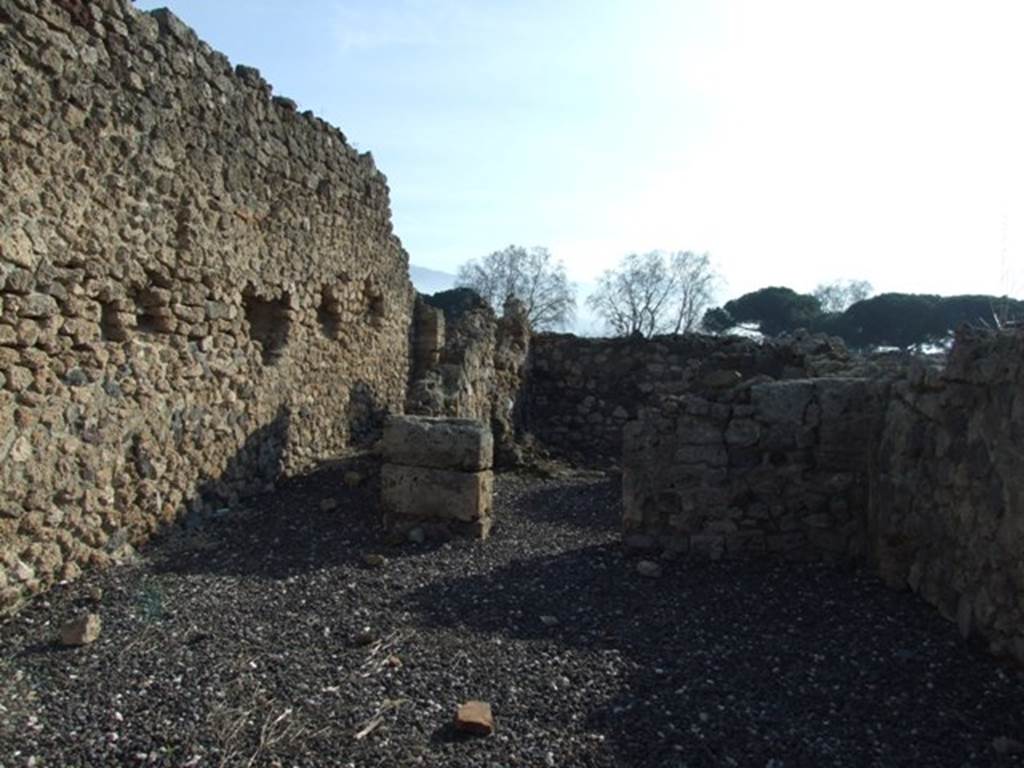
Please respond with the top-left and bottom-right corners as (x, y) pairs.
(132, 286), (175, 335)
(317, 286), (343, 340)
(244, 288), (291, 365)
(363, 278), (386, 328)
(99, 300), (128, 342)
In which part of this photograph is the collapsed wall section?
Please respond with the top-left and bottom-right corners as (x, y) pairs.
(0, 0), (413, 611)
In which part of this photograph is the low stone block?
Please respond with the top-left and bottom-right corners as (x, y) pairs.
(381, 462), (493, 527)
(455, 701), (495, 736)
(59, 613), (101, 646)
(382, 415), (493, 471)
(702, 369), (742, 389)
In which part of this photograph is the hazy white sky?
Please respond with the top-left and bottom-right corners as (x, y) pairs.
(136, 0), (1024, 301)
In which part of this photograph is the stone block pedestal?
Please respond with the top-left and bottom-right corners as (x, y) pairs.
(381, 415), (494, 539)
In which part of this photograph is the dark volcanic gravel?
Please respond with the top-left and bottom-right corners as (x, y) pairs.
(2, 468), (1023, 768)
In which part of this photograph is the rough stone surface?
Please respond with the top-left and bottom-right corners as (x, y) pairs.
(623, 377), (885, 562)
(407, 292), (530, 468)
(527, 330), (866, 464)
(620, 327), (1024, 666)
(381, 464), (494, 537)
(454, 701), (495, 736)
(868, 328), (1024, 665)
(0, 0), (412, 612)
(59, 612), (101, 646)
(382, 415), (493, 471)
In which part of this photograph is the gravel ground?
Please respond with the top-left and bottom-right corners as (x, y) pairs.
(2, 467), (1023, 768)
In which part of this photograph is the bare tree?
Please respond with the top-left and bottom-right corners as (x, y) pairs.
(813, 279), (873, 313)
(587, 250), (719, 338)
(456, 245), (576, 330)
(668, 251), (718, 334)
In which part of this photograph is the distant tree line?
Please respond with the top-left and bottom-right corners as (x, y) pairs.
(454, 246), (1021, 348)
(456, 245), (719, 337)
(703, 286), (1024, 349)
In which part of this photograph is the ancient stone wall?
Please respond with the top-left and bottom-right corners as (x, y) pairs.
(0, 0), (413, 611)
(527, 331), (857, 464)
(869, 329), (1024, 663)
(407, 290), (530, 467)
(623, 378), (886, 561)
(619, 326), (1024, 664)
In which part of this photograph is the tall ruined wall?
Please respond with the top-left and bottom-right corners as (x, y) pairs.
(869, 329), (1024, 663)
(0, 0), (413, 611)
(407, 290), (531, 468)
(527, 331), (856, 464)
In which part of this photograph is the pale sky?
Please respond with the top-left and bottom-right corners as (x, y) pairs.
(135, 0), (1024, 302)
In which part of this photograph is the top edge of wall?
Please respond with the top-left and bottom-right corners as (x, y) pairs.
(38, 0), (382, 176)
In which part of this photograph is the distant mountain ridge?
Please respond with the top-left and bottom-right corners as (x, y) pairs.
(409, 264), (457, 296)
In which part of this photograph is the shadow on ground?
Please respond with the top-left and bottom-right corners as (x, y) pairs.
(149, 462), (383, 581)
(508, 474), (621, 534)
(407, 541), (1024, 767)
(4, 471), (1023, 768)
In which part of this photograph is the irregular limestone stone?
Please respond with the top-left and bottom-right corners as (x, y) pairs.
(690, 534), (725, 561)
(623, 533), (658, 552)
(59, 613), (101, 646)
(455, 701), (495, 736)
(407, 527), (426, 544)
(750, 380), (815, 425)
(382, 415), (493, 471)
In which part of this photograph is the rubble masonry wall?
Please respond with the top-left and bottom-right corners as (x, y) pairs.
(0, 0), (413, 611)
(869, 330), (1024, 662)
(614, 328), (1024, 664)
(526, 331), (856, 464)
